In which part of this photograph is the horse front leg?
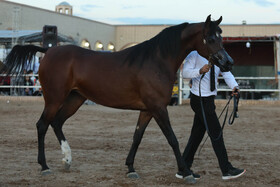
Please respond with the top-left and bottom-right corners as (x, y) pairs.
(152, 106), (196, 184)
(126, 111), (152, 178)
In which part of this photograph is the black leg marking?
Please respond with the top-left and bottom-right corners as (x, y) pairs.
(152, 106), (196, 184)
(126, 111), (152, 178)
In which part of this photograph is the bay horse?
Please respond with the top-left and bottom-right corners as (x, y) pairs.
(1, 15), (233, 184)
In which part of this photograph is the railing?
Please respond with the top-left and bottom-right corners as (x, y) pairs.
(215, 76), (279, 92)
(1, 74), (280, 101)
(0, 74), (41, 96)
(178, 76), (280, 104)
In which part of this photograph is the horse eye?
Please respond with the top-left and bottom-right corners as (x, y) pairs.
(208, 38), (215, 44)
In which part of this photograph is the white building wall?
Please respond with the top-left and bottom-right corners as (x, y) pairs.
(0, 1), (115, 49)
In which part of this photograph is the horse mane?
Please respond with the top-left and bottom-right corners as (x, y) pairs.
(125, 22), (189, 66)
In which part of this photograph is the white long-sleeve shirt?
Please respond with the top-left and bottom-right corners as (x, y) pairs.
(183, 51), (238, 97)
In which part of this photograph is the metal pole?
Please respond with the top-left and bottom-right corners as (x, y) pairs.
(275, 37), (280, 99)
(178, 69), (183, 105)
(12, 7), (20, 47)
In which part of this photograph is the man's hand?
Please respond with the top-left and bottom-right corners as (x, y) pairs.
(199, 64), (211, 74)
(232, 86), (240, 97)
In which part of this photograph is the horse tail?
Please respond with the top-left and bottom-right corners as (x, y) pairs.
(0, 45), (48, 76)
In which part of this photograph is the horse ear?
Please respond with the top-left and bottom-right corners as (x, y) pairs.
(205, 15), (211, 25)
(204, 15), (211, 36)
(215, 16), (223, 25)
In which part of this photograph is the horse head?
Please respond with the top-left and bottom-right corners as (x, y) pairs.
(197, 15), (233, 72)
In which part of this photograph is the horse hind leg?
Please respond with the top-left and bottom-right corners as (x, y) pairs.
(37, 103), (62, 175)
(50, 91), (86, 170)
(126, 111), (152, 179)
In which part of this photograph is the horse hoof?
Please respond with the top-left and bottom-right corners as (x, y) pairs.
(62, 160), (71, 170)
(184, 175), (196, 184)
(41, 169), (52, 176)
(127, 172), (140, 179)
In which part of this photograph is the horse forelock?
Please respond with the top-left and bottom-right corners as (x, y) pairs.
(125, 22), (189, 66)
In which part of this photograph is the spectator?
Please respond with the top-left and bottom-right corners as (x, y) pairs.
(0, 71), (11, 95)
(33, 57), (40, 74)
(33, 76), (42, 96)
(23, 70), (35, 96)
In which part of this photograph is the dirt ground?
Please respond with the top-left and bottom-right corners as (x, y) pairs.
(0, 96), (279, 187)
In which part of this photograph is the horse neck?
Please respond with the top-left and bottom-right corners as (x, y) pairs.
(170, 23), (203, 73)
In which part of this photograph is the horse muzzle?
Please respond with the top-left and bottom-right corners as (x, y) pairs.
(211, 49), (234, 72)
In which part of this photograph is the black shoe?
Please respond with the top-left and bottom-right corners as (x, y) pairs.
(175, 170), (201, 180)
(222, 167), (246, 180)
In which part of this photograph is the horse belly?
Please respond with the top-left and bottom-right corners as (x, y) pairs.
(83, 89), (146, 110)
(76, 79), (147, 110)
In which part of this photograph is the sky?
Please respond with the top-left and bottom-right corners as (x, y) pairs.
(6, 0), (280, 25)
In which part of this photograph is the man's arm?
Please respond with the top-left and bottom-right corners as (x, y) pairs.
(221, 71), (239, 95)
(182, 52), (210, 78)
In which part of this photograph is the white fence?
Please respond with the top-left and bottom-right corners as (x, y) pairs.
(1, 74), (280, 102)
(0, 74), (41, 96)
(178, 75), (280, 104)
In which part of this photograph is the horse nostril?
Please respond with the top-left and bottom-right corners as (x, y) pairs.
(227, 61), (233, 70)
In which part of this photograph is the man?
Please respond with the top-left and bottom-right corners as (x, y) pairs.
(176, 51), (246, 180)
(33, 57), (41, 74)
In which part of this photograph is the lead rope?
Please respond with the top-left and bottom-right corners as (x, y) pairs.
(197, 73), (240, 157)
(198, 73), (223, 141)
